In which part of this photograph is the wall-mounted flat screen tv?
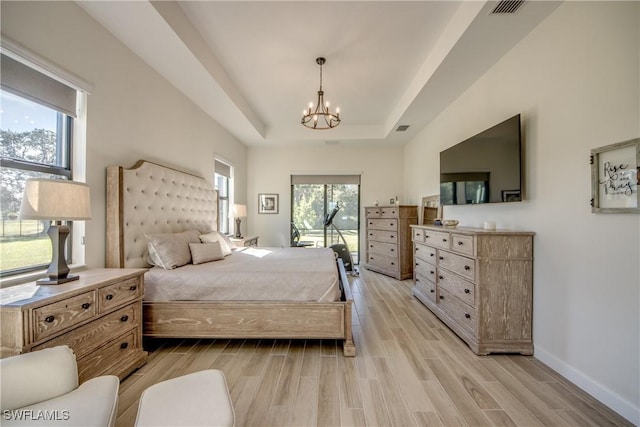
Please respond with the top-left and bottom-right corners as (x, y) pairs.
(440, 114), (522, 205)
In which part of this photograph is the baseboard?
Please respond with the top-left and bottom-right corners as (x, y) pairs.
(535, 346), (639, 426)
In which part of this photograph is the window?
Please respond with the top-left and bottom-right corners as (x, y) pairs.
(0, 51), (80, 278)
(214, 159), (232, 235)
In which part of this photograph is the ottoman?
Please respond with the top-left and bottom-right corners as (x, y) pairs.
(134, 370), (234, 427)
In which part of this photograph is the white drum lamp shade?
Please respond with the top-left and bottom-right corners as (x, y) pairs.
(19, 179), (91, 285)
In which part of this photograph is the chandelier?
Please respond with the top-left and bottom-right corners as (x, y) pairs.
(301, 57), (341, 130)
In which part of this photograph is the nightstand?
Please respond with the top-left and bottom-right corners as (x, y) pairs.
(0, 268), (148, 382)
(230, 235), (259, 247)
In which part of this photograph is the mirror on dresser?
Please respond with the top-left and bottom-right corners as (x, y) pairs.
(421, 195), (442, 225)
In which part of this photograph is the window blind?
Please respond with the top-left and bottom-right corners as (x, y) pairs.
(1, 53), (77, 117)
(291, 175), (361, 185)
(215, 159), (231, 178)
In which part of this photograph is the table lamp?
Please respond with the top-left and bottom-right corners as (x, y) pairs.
(229, 204), (247, 238)
(19, 178), (91, 285)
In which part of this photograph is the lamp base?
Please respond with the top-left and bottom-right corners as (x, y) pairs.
(235, 217), (243, 238)
(36, 274), (79, 286)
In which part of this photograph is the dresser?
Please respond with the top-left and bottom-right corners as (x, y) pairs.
(0, 268), (148, 382)
(411, 225), (534, 355)
(364, 205), (417, 280)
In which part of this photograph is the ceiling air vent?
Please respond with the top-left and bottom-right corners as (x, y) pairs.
(491, 0), (524, 14)
(395, 125), (410, 132)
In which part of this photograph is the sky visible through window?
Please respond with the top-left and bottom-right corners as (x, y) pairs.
(0, 91), (57, 133)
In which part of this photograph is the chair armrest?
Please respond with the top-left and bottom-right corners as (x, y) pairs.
(0, 346), (78, 410)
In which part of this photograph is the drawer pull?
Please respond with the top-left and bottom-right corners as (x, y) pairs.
(430, 270), (435, 275)
(390, 262), (395, 265)
(390, 235), (394, 239)
(390, 248), (394, 252)
(390, 223), (394, 226)
(430, 254), (434, 257)
(430, 289), (435, 293)
(425, 235), (430, 239)
(106, 294), (114, 300)
(442, 238), (447, 242)
(465, 265), (471, 270)
(369, 233), (373, 236)
(81, 302), (91, 310)
(465, 313), (471, 319)
(439, 256), (444, 260)
(439, 295), (444, 300)
(120, 342), (129, 349)
(415, 247), (419, 251)
(458, 241), (464, 246)
(129, 285), (137, 291)
(439, 275), (444, 280)
(415, 262), (419, 266)
(464, 288), (470, 294)
(45, 315), (55, 323)
(120, 315), (129, 322)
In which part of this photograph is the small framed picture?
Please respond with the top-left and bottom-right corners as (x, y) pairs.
(258, 193), (279, 214)
(591, 138), (639, 213)
(389, 198), (395, 205)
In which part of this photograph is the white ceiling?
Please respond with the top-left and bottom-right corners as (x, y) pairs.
(77, 1), (561, 147)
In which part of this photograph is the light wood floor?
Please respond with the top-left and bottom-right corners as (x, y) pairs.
(116, 267), (632, 427)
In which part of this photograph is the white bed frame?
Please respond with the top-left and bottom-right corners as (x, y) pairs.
(106, 160), (355, 356)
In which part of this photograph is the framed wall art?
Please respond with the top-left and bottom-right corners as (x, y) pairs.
(590, 137), (639, 213)
(258, 193), (279, 214)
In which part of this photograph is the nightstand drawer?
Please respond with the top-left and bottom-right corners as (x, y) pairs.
(33, 303), (140, 359)
(99, 277), (142, 313)
(33, 291), (97, 341)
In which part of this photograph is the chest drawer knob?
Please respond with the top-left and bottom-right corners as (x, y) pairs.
(439, 256), (444, 260)
(81, 303), (91, 310)
(390, 248), (394, 252)
(390, 262), (395, 266)
(430, 289), (435, 293)
(442, 238), (447, 243)
(430, 270), (435, 275)
(464, 288), (470, 294)
(439, 275), (444, 280)
(415, 262), (419, 266)
(121, 315), (129, 322)
(430, 254), (434, 257)
(458, 241), (464, 246)
(106, 294), (114, 300)
(439, 295), (444, 300)
(465, 313), (471, 319)
(45, 315), (55, 323)
(465, 265), (471, 270)
(120, 342), (129, 349)
(129, 285), (137, 291)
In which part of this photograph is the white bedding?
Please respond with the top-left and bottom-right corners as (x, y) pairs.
(144, 247), (341, 303)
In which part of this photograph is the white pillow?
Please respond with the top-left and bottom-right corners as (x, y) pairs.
(189, 242), (225, 265)
(146, 229), (201, 269)
(199, 231), (232, 256)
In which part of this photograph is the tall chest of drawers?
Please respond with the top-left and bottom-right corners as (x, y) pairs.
(0, 268), (148, 382)
(411, 225), (534, 355)
(364, 205), (417, 280)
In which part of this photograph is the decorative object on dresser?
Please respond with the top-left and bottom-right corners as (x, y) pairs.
(0, 268), (148, 382)
(590, 137), (639, 213)
(364, 205), (417, 280)
(411, 224), (534, 355)
(19, 179), (91, 285)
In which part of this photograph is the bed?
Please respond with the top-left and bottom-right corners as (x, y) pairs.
(106, 160), (355, 356)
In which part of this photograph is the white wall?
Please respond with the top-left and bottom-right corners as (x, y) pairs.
(404, 2), (639, 423)
(1, 1), (247, 268)
(247, 145), (404, 250)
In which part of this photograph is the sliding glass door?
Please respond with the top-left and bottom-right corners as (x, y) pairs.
(291, 176), (360, 264)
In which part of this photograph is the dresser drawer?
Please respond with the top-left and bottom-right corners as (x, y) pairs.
(368, 240), (398, 257)
(33, 292), (97, 342)
(77, 328), (140, 383)
(99, 276), (142, 313)
(437, 269), (475, 307)
(415, 259), (437, 282)
(365, 207), (382, 217)
(424, 230), (450, 249)
(367, 253), (400, 273)
(437, 251), (475, 281)
(367, 218), (398, 232)
(414, 276), (436, 304)
(367, 229), (398, 244)
(452, 234), (475, 256)
(380, 207), (399, 218)
(438, 289), (476, 334)
(412, 227), (425, 242)
(33, 303), (140, 359)
(415, 242), (437, 264)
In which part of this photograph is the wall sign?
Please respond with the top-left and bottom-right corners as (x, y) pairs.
(591, 138), (639, 213)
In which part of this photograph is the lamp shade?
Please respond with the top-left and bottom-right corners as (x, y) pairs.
(19, 179), (91, 221)
(229, 204), (247, 218)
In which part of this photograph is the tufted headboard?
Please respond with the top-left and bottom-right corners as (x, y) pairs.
(106, 160), (218, 268)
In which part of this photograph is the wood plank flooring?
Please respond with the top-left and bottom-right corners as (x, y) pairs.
(116, 267), (632, 426)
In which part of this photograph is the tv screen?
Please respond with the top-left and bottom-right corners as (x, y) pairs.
(440, 114), (522, 205)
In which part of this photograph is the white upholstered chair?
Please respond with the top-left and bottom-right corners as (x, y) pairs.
(0, 345), (119, 427)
